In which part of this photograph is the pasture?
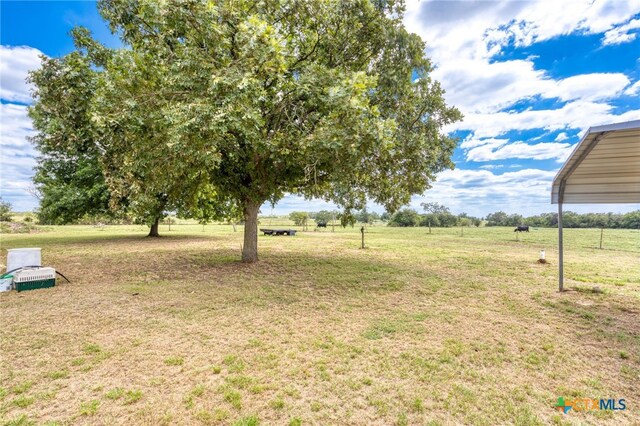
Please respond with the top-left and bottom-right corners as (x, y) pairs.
(1, 223), (639, 425)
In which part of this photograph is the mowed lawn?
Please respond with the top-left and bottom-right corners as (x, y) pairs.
(1, 223), (638, 425)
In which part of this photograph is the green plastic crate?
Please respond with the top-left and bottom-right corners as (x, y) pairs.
(15, 278), (56, 292)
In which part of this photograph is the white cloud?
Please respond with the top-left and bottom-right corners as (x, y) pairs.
(624, 80), (640, 96)
(405, 0), (640, 60)
(1, 103), (35, 148)
(555, 132), (568, 142)
(0, 103), (38, 211)
(602, 18), (640, 45)
(460, 136), (507, 150)
(0, 45), (44, 211)
(547, 73), (630, 102)
(465, 140), (573, 163)
(430, 58), (546, 113)
(262, 196), (338, 215)
(447, 100), (640, 139)
(0, 45), (44, 104)
(409, 168), (558, 216)
(430, 58), (630, 114)
(459, 135), (574, 163)
(404, 1), (640, 120)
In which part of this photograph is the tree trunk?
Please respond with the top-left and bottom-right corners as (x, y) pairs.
(148, 217), (160, 237)
(242, 201), (260, 263)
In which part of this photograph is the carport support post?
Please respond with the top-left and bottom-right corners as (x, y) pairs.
(558, 202), (564, 292)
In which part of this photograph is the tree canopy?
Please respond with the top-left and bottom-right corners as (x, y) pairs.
(312, 210), (334, 226)
(29, 0), (462, 261)
(388, 208), (421, 227)
(28, 52), (115, 225)
(289, 211), (310, 227)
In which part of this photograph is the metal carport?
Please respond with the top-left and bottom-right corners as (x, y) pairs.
(551, 119), (640, 291)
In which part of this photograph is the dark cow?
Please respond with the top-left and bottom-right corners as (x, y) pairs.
(514, 226), (529, 232)
(316, 222), (328, 228)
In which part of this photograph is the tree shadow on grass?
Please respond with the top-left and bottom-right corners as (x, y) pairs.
(29, 238), (427, 299)
(0, 232), (222, 250)
(178, 247), (441, 299)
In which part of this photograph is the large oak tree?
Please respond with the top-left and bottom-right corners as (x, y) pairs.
(32, 0), (462, 261)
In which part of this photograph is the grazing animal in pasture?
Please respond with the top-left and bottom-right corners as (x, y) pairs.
(317, 222), (328, 228)
(514, 226), (529, 232)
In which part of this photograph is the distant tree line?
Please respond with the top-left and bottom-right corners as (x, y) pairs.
(387, 203), (481, 227)
(382, 202), (640, 229)
(288, 209), (382, 228)
(485, 210), (640, 229)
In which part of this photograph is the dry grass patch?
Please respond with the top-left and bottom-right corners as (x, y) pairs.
(0, 224), (638, 424)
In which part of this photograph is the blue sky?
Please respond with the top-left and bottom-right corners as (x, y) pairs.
(1, 0), (639, 216)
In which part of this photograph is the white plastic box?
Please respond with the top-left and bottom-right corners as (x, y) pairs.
(7, 248), (41, 272)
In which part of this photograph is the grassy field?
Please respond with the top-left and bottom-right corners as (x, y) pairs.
(0, 222), (638, 425)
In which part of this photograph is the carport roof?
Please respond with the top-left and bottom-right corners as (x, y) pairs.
(551, 119), (640, 204)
